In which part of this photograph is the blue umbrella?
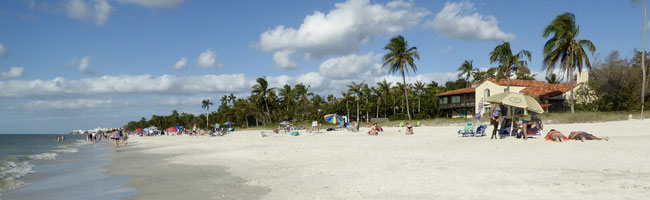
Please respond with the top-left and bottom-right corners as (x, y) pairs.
(223, 122), (234, 125)
(279, 121), (290, 125)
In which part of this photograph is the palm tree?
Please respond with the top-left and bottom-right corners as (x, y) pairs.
(382, 35), (419, 120)
(377, 79), (391, 117)
(414, 80), (426, 113)
(341, 91), (352, 121)
(252, 77), (273, 122)
(457, 60), (478, 87)
(228, 93), (236, 104)
(489, 41), (532, 92)
(201, 99), (213, 129)
(347, 81), (364, 122)
(545, 73), (563, 84)
(220, 95), (228, 106)
(542, 12), (596, 114)
(362, 83), (372, 123)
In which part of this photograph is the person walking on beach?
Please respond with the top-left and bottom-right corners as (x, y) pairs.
(56, 136), (60, 143)
(490, 103), (502, 139)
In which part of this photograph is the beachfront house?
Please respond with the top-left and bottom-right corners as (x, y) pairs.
(437, 69), (590, 118)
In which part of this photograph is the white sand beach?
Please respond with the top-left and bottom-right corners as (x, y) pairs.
(111, 120), (650, 200)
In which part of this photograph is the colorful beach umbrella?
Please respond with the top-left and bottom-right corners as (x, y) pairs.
(279, 121), (290, 125)
(167, 127), (177, 132)
(223, 122), (234, 125)
(134, 128), (142, 133)
(324, 114), (343, 124)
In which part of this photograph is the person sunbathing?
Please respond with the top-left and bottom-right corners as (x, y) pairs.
(368, 125), (378, 136)
(544, 129), (567, 142)
(522, 115), (543, 140)
(568, 131), (609, 142)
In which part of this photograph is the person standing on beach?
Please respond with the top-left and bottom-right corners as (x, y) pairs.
(490, 103), (502, 139)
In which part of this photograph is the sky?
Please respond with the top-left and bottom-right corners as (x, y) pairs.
(0, 0), (647, 133)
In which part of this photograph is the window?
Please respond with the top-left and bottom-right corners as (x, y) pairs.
(451, 96), (461, 103)
(440, 97), (448, 104)
(484, 89), (490, 98)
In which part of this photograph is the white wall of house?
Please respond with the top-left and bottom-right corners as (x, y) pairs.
(474, 80), (526, 116)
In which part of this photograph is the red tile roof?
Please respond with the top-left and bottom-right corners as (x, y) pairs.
(485, 78), (549, 87)
(437, 87), (476, 96)
(520, 83), (577, 99)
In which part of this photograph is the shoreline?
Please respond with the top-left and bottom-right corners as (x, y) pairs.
(106, 140), (269, 200)
(108, 120), (650, 199)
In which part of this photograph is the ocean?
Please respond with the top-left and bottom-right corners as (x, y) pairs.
(0, 134), (136, 200)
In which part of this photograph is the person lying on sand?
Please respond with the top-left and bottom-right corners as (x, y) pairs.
(568, 131), (609, 142)
(544, 129), (567, 142)
(368, 124), (378, 136)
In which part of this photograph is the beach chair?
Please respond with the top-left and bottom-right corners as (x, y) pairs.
(474, 125), (487, 137)
(415, 121), (421, 127)
(498, 118), (520, 139)
(291, 131), (300, 136)
(457, 123), (475, 137)
(519, 120), (543, 139)
(399, 122), (404, 127)
(351, 122), (359, 132)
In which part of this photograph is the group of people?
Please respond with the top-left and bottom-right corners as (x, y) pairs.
(545, 130), (609, 142)
(367, 123), (384, 135)
(489, 103), (608, 142)
(55, 135), (65, 143)
(84, 129), (129, 147)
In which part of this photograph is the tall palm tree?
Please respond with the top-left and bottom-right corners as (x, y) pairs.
(293, 83), (313, 120)
(372, 87), (381, 118)
(341, 91), (352, 121)
(457, 60), (478, 87)
(414, 80), (426, 113)
(252, 77), (273, 122)
(382, 35), (419, 120)
(489, 41), (532, 92)
(220, 95), (228, 106)
(201, 99), (213, 129)
(347, 81), (364, 122)
(542, 12), (596, 113)
(377, 79), (391, 117)
(278, 84), (294, 112)
(545, 73), (563, 84)
(228, 93), (236, 104)
(362, 83), (372, 123)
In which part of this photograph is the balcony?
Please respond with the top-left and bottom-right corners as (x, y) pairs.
(439, 101), (474, 110)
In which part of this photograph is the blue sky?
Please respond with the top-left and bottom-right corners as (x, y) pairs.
(0, 0), (647, 133)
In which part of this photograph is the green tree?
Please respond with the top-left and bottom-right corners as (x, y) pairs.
(376, 79), (391, 117)
(201, 99), (213, 129)
(414, 80), (426, 113)
(543, 12), (596, 113)
(382, 35), (419, 120)
(252, 77), (273, 122)
(545, 73), (563, 84)
(489, 41), (532, 92)
(347, 81), (364, 122)
(457, 60), (478, 87)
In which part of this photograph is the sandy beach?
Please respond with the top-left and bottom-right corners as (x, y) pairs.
(108, 120), (650, 199)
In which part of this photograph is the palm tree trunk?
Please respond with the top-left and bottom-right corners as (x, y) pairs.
(402, 72), (412, 120)
(264, 100), (270, 123)
(569, 66), (575, 114)
(506, 67), (511, 92)
(346, 101), (349, 121)
(356, 99), (359, 122)
(206, 108), (209, 129)
(376, 99), (379, 119)
(366, 97), (369, 123)
(418, 95), (421, 113)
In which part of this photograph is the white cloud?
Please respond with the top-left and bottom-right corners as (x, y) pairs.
(296, 72), (325, 88)
(24, 99), (125, 110)
(65, 0), (112, 26)
(272, 50), (298, 69)
(116, 0), (183, 8)
(441, 45), (453, 53)
(319, 53), (383, 79)
(425, 1), (515, 41)
(172, 57), (187, 70)
(0, 66), (24, 79)
(258, 0), (430, 68)
(66, 56), (94, 75)
(196, 49), (223, 68)
(0, 74), (252, 97)
(0, 43), (7, 58)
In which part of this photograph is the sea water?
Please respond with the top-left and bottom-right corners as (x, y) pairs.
(0, 134), (136, 200)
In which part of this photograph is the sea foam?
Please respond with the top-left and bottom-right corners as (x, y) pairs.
(27, 153), (57, 160)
